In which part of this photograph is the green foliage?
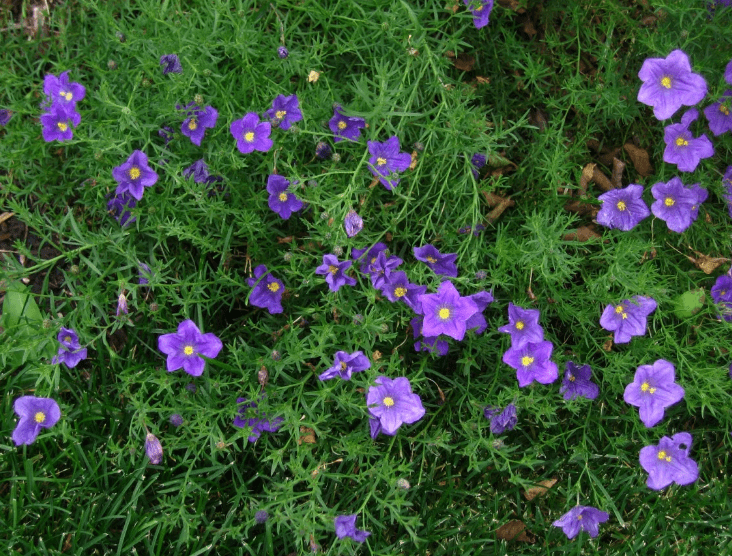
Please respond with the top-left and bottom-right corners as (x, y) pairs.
(1, 0), (732, 554)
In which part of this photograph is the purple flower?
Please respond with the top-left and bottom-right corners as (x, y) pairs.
(266, 174), (303, 220)
(255, 510), (269, 524)
(411, 316), (449, 356)
(247, 264), (284, 314)
(0, 109), (12, 126)
(624, 359), (684, 427)
(160, 54), (182, 75)
(329, 105), (366, 142)
(483, 403), (517, 434)
(404, 283), (428, 314)
(463, 0), (494, 29)
(116, 292), (128, 317)
(315, 254), (356, 292)
(170, 414), (184, 427)
(159, 125), (174, 147)
(43, 71), (85, 110)
(552, 506), (609, 540)
(418, 281), (479, 341)
(180, 104), (218, 146)
(334, 515), (371, 543)
(365, 251), (402, 290)
(265, 94), (302, 130)
(352, 242), (388, 274)
(183, 159), (210, 183)
(52, 327), (88, 368)
(145, 433), (163, 464)
(560, 361), (599, 401)
(502, 341), (558, 387)
(639, 432), (698, 490)
(599, 295), (657, 344)
(315, 141), (332, 159)
(344, 210), (364, 237)
(637, 50), (708, 120)
(57, 327), (81, 349)
(366, 376), (425, 437)
(138, 262), (152, 285)
(497, 302), (544, 348)
(278, 46), (289, 59)
(106, 192), (137, 227)
(379, 271), (423, 308)
(470, 153), (487, 179)
(413, 244), (458, 277)
(711, 274), (732, 310)
(12, 396), (61, 446)
(230, 112), (273, 154)
(367, 136), (412, 190)
(157, 319), (223, 377)
(233, 397), (284, 442)
(650, 177), (703, 233)
(596, 184), (651, 231)
(40, 103), (76, 142)
(703, 90), (732, 135)
(464, 290), (494, 335)
(662, 109), (714, 172)
(319, 350), (371, 380)
(112, 150), (158, 201)
(689, 183), (708, 221)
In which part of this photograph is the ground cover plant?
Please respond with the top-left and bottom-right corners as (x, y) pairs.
(2, 0), (732, 554)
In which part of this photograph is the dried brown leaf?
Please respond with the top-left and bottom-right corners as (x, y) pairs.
(298, 426), (316, 445)
(475, 76), (490, 85)
(687, 250), (730, 275)
(523, 478), (557, 500)
(446, 51), (475, 72)
(563, 226), (602, 242)
(0, 212), (14, 225)
(372, 350), (382, 361)
(409, 150), (418, 171)
(623, 143), (654, 177)
(602, 338), (613, 352)
(611, 157), (625, 189)
(496, 520), (535, 543)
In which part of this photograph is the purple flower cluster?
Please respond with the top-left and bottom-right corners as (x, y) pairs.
(40, 71), (85, 142)
(499, 303), (557, 387)
(463, 0), (494, 29)
(483, 404), (517, 434)
(599, 295), (656, 344)
(233, 397), (284, 442)
(52, 327), (88, 368)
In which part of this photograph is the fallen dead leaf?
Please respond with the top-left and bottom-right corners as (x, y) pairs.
(602, 338), (613, 352)
(0, 212), (14, 225)
(475, 76), (490, 85)
(298, 426), (316, 445)
(496, 520), (535, 543)
(446, 51), (475, 72)
(497, 0), (526, 12)
(523, 19), (537, 37)
(611, 157), (625, 189)
(409, 151), (418, 171)
(523, 478), (557, 501)
(372, 350), (382, 361)
(563, 226), (602, 242)
(446, 0), (459, 14)
(623, 143), (654, 177)
(308, 70), (320, 83)
(687, 249), (730, 275)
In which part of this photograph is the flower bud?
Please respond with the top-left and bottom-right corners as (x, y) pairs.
(145, 433), (163, 464)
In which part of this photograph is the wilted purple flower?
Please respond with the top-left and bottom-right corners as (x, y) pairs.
(418, 281), (479, 341)
(277, 46), (289, 59)
(475, 270), (487, 280)
(639, 432), (698, 490)
(315, 254), (356, 292)
(247, 264), (284, 314)
(107, 191), (137, 227)
(703, 90), (732, 135)
(265, 94), (302, 130)
(113, 150), (158, 200)
(158, 125), (174, 147)
(413, 244), (458, 277)
(266, 174), (303, 220)
(315, 141), (331, 159)
(12, 396), (61, 446)
(470, 153), (487, 179)
(334, 515), (371, 543)
(52, 326), (88, 368)
(183, 159), (210, 183)
(233, 397), (284, 442)
(637, 50), (708, 120)
(0, 109), (11, 126)
(116, 292), (129, 317)
(599, 295), (657, 344)
(145, 433), (163, 464)
(157, 319), (223, 377)
(624, 359), (684, 427)
(329, 105), (366, 142)
(169, 414), (184, 427)
(40, 103), (76, 142)
(255, 510), (269, 524)
(483, 403), (517, 434)
(231, 112), (273, 154)
(160, 54), (182, 75)
(367, 136), (412, 190)
(472, 223), (486, 236)
(662, 109), (714, 172)
(552, 506), (609, 540)
(596, 184), (651, 231)
(179, 104), (218, 146)
(344, 210), (363, 237)
(650, 177), (703, 233)
(366, 376), (425, 437)
(502, 341), (558, 387)
(43, 71), (85, 109)
(319, 351), (371, 380)
(185, 383), (197, 393)
(497, 302), (544, 348)
(366, 251), (403, 290)
(560, 361), (599, 400)
(138, 262), (152, 285)
(463, 0), (494, 28)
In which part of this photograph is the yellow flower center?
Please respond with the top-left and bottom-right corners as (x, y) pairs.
(338, 121), (347, 130)
(438, 307), (451, 320)
(721, 105), (730, 116)
(57, 122), (68, 132)
(376, 157), (387, 166)
(183, 345), (194, 356)
(244, 131), (255, 142)
(568, 374), (575, 382)
(394, 287), (407, 298)
(64, 92), (73, 101)
(675, 137), (688, 147)
(34, 411), (46, 424)
(383, 396), (395, 407)
(267, 282), (280, 292)
(521, 356), (534, 367)
(328, 265), (338, 274)
(129, 166), (141, 180)
(657, 450), (671, 462)
(188, 119), (198, 130)
(64, 336), (71, 343)
(426, 256), (437, 263)
(275, 110), (286, 119)
(576, 515), (582, 520)
(661, 76), (672, 89)
(515, 321), (524, 330)
(615, 305), (624, 314)
(616, 200), (626, 211)
(664, 197), (675, 207)
(278, 192), (288, 202)
(340, 362), (347, 370)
